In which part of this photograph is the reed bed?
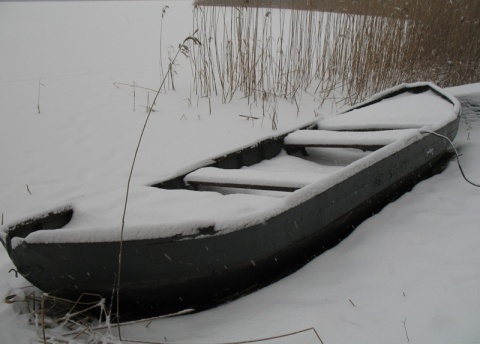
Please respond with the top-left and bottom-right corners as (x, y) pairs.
(188, 0), (479, 106)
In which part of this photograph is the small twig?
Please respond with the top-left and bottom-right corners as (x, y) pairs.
(182, 97), (192, 107)
(113, 82), (157, 93)
(26, 184), (32, 195)
(239, 115), (260, 120)
(271, 107), (278, 130)
(313, 328), (325, 344)
(133, 81), (136, 112)
(41, 294), (47, 344)
(348, 299), (356, 307)
(3, 294), (17, 304)
(402, 318), (410, 342)
(71, 326), (90, 340)
(37, 79), (45, 114)
(146, 93), (150, 113)
(139, 105), (157, 113)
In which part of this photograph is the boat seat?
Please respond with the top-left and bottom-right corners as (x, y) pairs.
(284, 129), (419, 151)
(184, 167), (323, 192)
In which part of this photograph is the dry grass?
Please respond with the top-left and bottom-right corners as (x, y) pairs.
(188, 0), (479, 106)
(4, 288), (113, 343)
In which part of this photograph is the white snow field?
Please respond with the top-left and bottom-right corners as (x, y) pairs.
(0, 1), (479, 343)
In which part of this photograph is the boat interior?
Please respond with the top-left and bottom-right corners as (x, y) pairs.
(181, 126), (417, 197)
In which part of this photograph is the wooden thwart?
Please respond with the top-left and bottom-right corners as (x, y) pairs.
(284, 129), (419, 151)
(186, 180), (300, 192)
(184, 167), (323, 192)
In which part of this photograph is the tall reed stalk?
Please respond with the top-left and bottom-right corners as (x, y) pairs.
(188, 0), (479, 107)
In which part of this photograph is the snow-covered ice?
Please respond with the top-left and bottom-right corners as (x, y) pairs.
(0, 1), (479, 343)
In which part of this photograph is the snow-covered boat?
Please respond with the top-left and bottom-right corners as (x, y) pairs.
(0, 82), (460, 320)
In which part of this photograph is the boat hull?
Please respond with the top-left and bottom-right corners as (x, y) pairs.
(7, 117), (459, 320)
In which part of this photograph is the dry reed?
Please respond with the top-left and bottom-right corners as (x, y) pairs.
(188, 0), (479, 106)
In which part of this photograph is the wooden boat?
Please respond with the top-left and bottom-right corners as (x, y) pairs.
(0, 82), (460, 320)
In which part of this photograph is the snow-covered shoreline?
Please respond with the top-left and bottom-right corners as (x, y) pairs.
(1, 1), (479, 343)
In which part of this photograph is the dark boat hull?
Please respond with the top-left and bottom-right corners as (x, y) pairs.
(2, 83), (460, 320)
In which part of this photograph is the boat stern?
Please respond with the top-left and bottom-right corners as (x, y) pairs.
(1, 207), (74, 259)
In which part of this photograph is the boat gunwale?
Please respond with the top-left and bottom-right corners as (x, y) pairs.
(1, 82), (461, 247)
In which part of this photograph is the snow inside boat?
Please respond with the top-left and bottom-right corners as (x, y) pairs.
(0, 82), (461, 320)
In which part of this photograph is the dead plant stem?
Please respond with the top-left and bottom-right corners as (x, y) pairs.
(116, 46), (182, 341)
(402, 318), (410, 342)
(37, 79), (45, 114)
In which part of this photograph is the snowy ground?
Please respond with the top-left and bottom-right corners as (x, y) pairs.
(1, 1), (479, 343)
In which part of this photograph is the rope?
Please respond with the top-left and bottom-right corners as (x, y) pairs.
(421, 130), (480, 187)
